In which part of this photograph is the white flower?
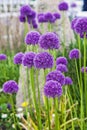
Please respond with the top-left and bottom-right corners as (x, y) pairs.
(17, 107), (23, 112)
(1, 114), (7, 118)
(16, 113), (23, 118)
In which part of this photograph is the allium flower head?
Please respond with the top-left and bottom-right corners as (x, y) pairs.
(58, 2), (69, 11)
(46, 70), (65, 86)
(20, 5), (31, 16)
(56, 64), (68, 73)
(65, 77), (73, 85)
(39, 32), (60, 50)
(38, 13), (47, 23)
(19, 15), (26, 23)
(71, 18), (78, 31)
(81, 66), (87, 73)
(0, 54), (7, 60)
(22, 52), (36, 68)
(25, 31), (40, 45)
(44, 80), (62, 98)
(53, 13), (61, 20)
(69, 48), (81, 59)
(56, 56), (68, 65)
(14, 52), (24, 65)
(27, 10), (36, 21)
(44, 12), (53, 23)
(3, 80), (19, 94)
(71, 3), (77, 8)
(34, 52), (54, 69)
(74, 17), (87, 34)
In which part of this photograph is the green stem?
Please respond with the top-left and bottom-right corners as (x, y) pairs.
(29, 67), (41, 130)
(84, 33), (87, 115)
(75, 59), (81, 95)
(64, 86), (67, 130)
(54, 97), (60, 130)
(10, 94), (17, 130)
(67, 86), (74, 130)
(26, 68), (31, 104)
(21, 66), (30, 130)
(36, 69), (42, 129)
(77, 34), (84, 130)
(46, 97), (51, 130)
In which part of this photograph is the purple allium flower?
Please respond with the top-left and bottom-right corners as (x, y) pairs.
(7, 103), (12, 110)
(74, 17), (87, 34)
(81, 66), (87, 73)
(58, 2), (69, 11)
(20, 5), (31, 16)
(38, 13), (47, 23)
(34, 52), (54, 69)
(46, 70), (65, 86)
(0, 54), (7, 61)
(3, 80), (19, 94)
(13, 52), (24, 65)
(39, 32), (60, 50)
(25, 31), (40, 45)
(56, 56), (68, 65)
(44, 80), (62, 98)
(69, 48), (81, 59)
(64, 77), (73, 85)
(44, 12), (53, 23)
(71, 3), (77, 8)
(71, 18), (78, 31)
(56, 64), (68, 73)
(53, 13), (61, 20)
(19, 15), (26, 23)
(22, 52), (36, 68)
(27, 10), (36, 22)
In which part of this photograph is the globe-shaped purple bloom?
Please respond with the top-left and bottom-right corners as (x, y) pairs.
(58, 2), (69, 11)
(0, 54), (7, 61)
(20, 5), (31, 16)
(56, 64), (68, 73)
(71, 18), (78, 31)
(22, 52), (36, 68)
(34, 52), (54, 69)
(74, 17), (87, 34)
(3, 80), (19, 94)
(25, 31), (40, 45)
(38, 13), (47, 23)
(14, 52), (24, 65)
(64, 77), (73, 85)
(44, 80), (62, 98)
(39, 32), (60, 50)
(56, 56), (68, 65)
(69, 48), (81, 59)
(53, 13), (61, 20)
(46, 70), (65, 86)
(81, 66), (87, 73)
(27, 10), (36, 21)
(71, 3), (77, 8)
(19, 15), (26, 23)
(44, 12), (54, 23)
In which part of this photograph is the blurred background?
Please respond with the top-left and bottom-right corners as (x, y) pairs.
(0, 0), (85, 51)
